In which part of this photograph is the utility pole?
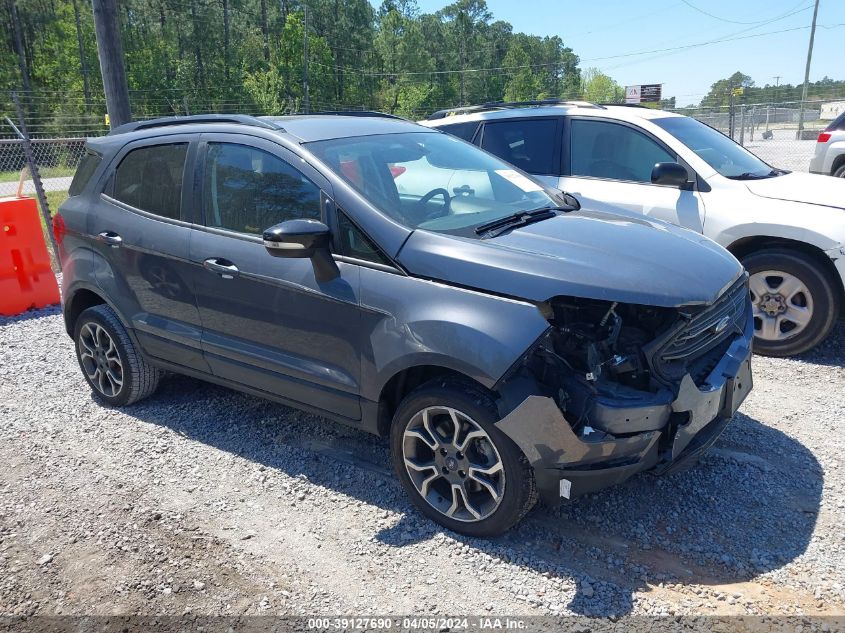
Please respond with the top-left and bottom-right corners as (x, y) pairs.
(796, 0), (820, 139)
(303, 3), (310, 114)
(91, 0), (131, 128)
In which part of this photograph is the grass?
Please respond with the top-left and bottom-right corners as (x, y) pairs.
(0, 165), (76, 183)
(38, 189), (69, 217)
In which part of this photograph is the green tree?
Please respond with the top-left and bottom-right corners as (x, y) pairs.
(581, 67), (622, 103)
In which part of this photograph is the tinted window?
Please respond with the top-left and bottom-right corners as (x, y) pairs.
(481, 119), (557, 175)
(336, 211), (390, 266)
(438, 121), (479, 142)
(113, 143), (187, 219)
(570, 120), (674, 182)
(68, 151), (102, 196)
(203, 143), (321, 234)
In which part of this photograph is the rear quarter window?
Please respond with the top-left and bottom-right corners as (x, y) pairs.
(437, 121), (480, 142)
(68, 151), (102, 196)
(827, 111), (845, 131)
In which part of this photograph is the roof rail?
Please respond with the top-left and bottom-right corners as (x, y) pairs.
(599, 102), (651, 108)
(425, 99), (604, 120)
(107, 114), (278, 136)
(307, 110), (406, 120)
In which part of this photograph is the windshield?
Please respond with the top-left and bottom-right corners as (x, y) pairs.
(307, 132), (555, 234)
(653, 116), (777, 179)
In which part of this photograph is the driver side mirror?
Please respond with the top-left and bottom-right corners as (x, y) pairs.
(651, 162), (690, 188)
(263, 219), (339, 282)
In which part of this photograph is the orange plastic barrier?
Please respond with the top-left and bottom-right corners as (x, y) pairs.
(0, 196), (60, 316)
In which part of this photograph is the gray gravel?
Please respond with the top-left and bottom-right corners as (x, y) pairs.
(1, 302), (843, 618)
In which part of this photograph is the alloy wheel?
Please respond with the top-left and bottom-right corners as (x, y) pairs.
(78, 322), (124, 397)
(749, 270), (814, 342)
(402, 406), (505, 523)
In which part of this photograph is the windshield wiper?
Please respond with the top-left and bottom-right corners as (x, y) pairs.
(474, 208), (558, 238)
(729, 168), (784, 180)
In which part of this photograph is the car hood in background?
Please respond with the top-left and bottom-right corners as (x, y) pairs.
(744, 172), (845, 210)
(396, 209), (743, 308)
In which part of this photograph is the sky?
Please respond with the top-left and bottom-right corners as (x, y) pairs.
(369, 0), (845, 106)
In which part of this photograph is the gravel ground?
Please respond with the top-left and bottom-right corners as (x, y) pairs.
(1, 302), (844, 621)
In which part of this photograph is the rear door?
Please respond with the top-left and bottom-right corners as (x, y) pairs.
(559, 117), (707, 232)
(188, 133), (363, 419)
(91, 135), (209, 371)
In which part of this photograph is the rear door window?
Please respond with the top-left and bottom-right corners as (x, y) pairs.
(480, 119), (558, 175)
(112, 143), (188, 220)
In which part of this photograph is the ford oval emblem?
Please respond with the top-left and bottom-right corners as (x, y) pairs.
(713, 315), (732, 334)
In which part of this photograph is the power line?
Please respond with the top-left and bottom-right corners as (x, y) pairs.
(677, 0), (811, 25)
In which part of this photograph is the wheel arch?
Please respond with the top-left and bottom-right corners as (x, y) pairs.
(726, 235), (845, 304)
(375, 364), (493, 437)
(63, 285), (108, 336)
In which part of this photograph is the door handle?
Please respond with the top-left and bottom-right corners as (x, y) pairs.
(97, 231), (123, 248)
(203, 257), (239, 279)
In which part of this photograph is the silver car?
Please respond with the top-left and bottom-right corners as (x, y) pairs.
(810, 110), (845, 178)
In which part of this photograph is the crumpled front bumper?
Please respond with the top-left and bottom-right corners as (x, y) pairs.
(495, 319), (753, 505)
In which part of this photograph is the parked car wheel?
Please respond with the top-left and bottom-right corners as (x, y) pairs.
(833, 164), (845, 178)
(742, 249), (840, 357)
(390, 379), (537, 536)
(74, 304), (162, 406)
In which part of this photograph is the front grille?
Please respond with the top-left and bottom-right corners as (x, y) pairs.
(660, 276), (749, 364)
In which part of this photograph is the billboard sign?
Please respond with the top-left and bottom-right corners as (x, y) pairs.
(625, 84), (662, 103)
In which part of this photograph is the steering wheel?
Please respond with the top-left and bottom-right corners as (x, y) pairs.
(416, 188), (452, 221)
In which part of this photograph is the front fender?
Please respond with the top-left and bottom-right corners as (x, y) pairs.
(358, 267), (550, 402)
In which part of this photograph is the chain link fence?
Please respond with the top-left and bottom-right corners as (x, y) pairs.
(0, 137), (86, 198)
(3, 93), (845, 214)
(670, 98), (845, 173)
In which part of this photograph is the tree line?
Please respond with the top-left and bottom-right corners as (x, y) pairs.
(696, 71), (845, 110)
(1, 0), (613, 134)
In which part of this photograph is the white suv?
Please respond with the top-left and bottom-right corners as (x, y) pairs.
(422, 101), (845, 356)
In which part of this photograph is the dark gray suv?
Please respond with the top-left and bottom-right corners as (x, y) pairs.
(57, 114), (753, 536)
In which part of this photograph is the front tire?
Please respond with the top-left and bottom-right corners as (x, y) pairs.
(742, 249), (840, 356)
(390, 378), (537, 537)
(73, 304), (162, 406)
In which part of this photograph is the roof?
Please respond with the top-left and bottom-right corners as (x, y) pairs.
(260, 115), (427, 142)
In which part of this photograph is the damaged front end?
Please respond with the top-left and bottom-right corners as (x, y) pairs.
(494, 276), (754, 504)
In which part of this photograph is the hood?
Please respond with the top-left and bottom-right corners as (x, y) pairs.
(744, 172), (845, 210)
(396, 209), (743, 308)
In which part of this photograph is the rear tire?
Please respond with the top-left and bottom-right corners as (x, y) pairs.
(742, 249), (840, 356)
(390, 378), (537, 537)
(73, 305), (162, 406)
(833, 164), (845, 178)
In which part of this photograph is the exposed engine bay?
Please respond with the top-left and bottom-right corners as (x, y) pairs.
(539, 297), (676, 391)
(499, 297), (690, 438)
